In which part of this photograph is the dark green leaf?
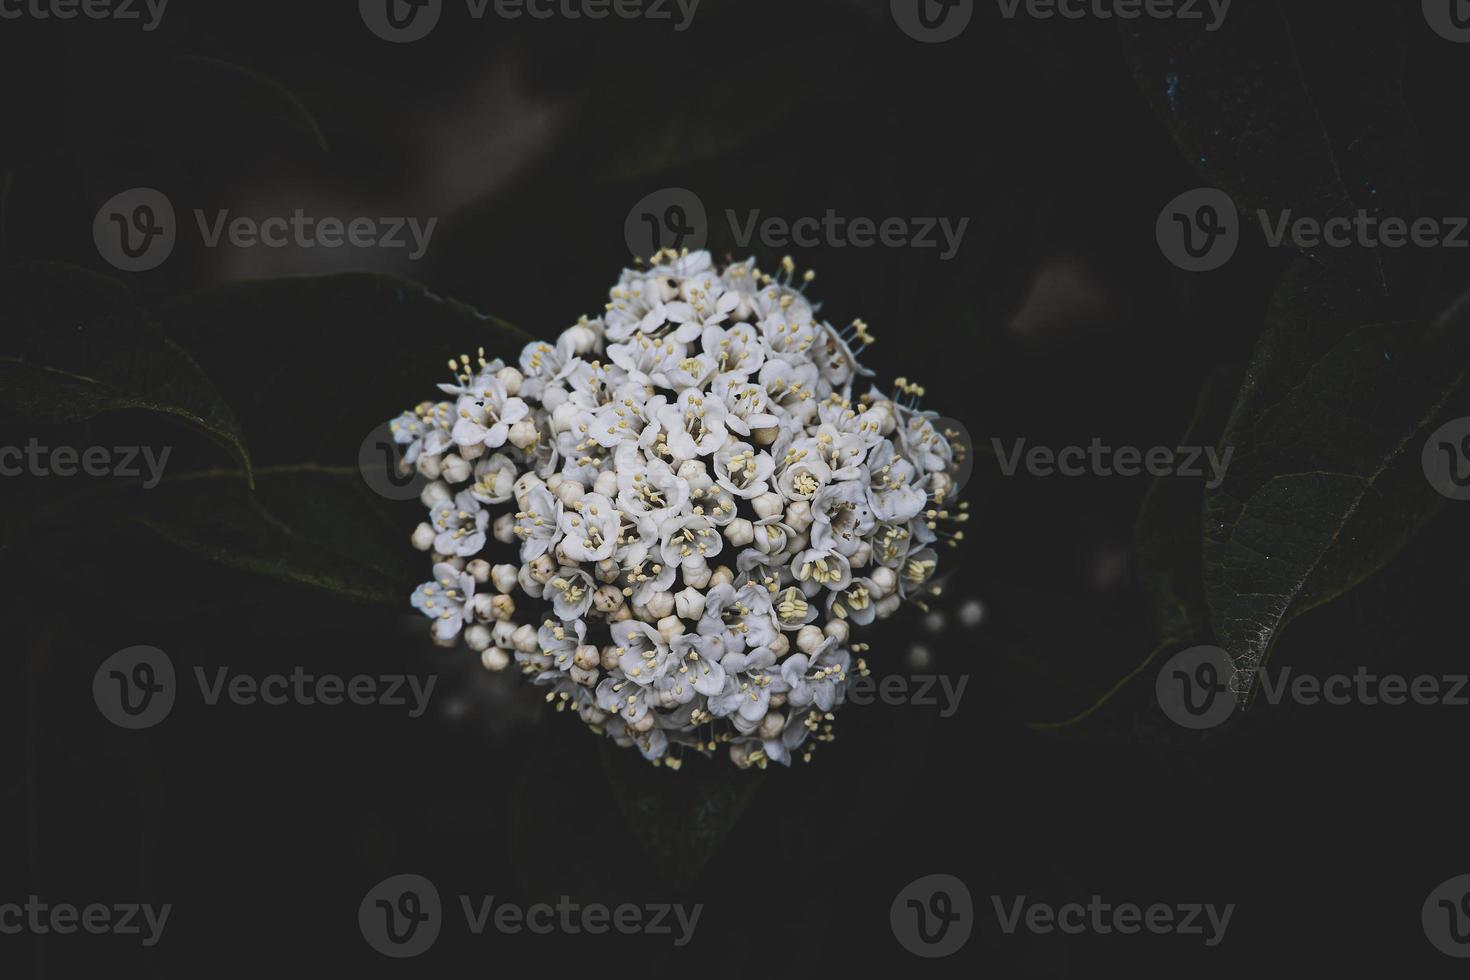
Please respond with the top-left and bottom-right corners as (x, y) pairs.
(0, 263), (252, 483)
(33, 465), (417, 605)
(155, 272), (532, 467)
(1123, 1), (1420, 294)
(1203, 259), (1470, 698)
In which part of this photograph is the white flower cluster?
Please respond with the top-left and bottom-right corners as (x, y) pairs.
(392, 250), (968, 768)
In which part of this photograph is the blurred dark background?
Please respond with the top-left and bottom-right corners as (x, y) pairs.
(3, 0), (1470, 975)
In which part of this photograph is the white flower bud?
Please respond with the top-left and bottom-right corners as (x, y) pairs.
(420, 480), (452, 509)
(460, 441), (486, 461)
(574, 645), (601, 670)
(631, 711), (656, 733)
(751, 492), (784, 520)
(513, 473), (542, 509)
(496, 366), (523, 396)
(723, 518), (754, 547)
(750, 425), (778, 447)
(554, 540), (583, 568)
(608, 603), (633, 622)
(849, 539), (872, 569)
(930, 472), (954, 503)
(871, 399), (897, 435)
(466, 558), (491, 583)
(491, 563), (518, 594)
(823, 619), (850, 645)
(512, 623), (538, 653)
(768, 632), (790, 658)
(869, 565), (897, 598)
(593, 469), (619, 497)
(570, 664), (598, 687)
(876, 593), (902, 619)
(415, 452), (442, 480)
(551, 401), (581, 435)
(563, 322), (598, 354)
(509, 418), (539, 450)
(470, 593), (496, 624)
(645, 590), (675, 620)
(491, 594), (516, 622)
(546, 472), (564, 492)
(681, 558), (712, 590)
(601, 645), (621, 670)
(430, 626), (458, 648)
(411, 522), (436, 551)
(492, 620), (517, 648)
(657, 615), (685, 645)
(465, 624), (492, 652)
(758, 710), (785, 740)
(785, 500), (813, 533)
(796, 624), (825, 655)
(676, 459), (707, 483)
(555, 479), (585, 507)
(593, 584), (625, 614)
(708, 565), (734, 589)
(517, 562), (545, 598)
(481, 647), (511, 671)
(729, 741), (755, 769)
(769, 692), (787, 709)
(675, 587), (705, 621)
(441, 453), (471, 484)
(528, 554), (556, 584)
(442, 555), (466, 570)
(595, 558), (621, 583)
(493, 513), (517, 544)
